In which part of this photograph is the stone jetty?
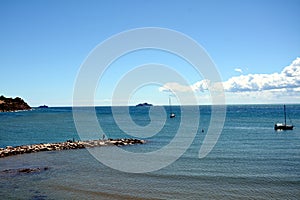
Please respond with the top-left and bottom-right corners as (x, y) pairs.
(0, 138), (145, 158)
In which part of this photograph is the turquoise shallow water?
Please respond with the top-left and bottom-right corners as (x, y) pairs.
(0, 105), (300, 199)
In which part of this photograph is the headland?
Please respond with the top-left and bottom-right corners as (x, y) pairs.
(0, 95), (31, 112)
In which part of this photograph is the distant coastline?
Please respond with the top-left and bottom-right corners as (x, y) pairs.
(0, 95), (31, 112)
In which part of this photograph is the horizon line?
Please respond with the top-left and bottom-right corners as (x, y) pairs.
(30, 103), (300, 107)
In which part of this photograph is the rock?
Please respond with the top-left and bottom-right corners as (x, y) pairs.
(0, 95), (31, 112)
(0, 138), (146, 158)
(1, 167), (49, 174)
(18, 168), (40, 173)
(136, 102), (153, 107)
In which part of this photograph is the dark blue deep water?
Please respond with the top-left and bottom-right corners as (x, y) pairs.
(0, 105), (299, 199)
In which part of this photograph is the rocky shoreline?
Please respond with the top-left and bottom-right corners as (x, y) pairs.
(0, 138), (145, 158)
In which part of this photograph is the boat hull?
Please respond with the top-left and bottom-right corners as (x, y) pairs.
(170, 113), (176, 118)
(274, 124), (294, 130)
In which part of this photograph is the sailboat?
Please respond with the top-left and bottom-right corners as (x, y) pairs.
(169, 96), (175, 118)
(274, 105), (293, 130)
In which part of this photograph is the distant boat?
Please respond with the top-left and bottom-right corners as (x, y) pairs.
(274, 105), (293, 130)
(169, 96), (175, 118)
(38, 105), (48, 108)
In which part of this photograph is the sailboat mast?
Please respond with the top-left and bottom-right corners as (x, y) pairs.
(169, 96), (172, 113)
(284, 104), (287, 125)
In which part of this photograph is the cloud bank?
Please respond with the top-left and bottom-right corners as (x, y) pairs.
(223, 58), (300, 92)
(159, 57), (300, 102)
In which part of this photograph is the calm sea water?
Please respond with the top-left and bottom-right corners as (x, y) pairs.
(0, 105), (299, 199)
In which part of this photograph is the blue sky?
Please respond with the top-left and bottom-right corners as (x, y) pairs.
(0, 0), (299, 106)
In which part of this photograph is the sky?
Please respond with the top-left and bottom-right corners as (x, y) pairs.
(0, 0), (299, 106)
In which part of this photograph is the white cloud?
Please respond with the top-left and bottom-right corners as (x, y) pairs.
(223, 57), (300, 92)
(158, 82), (194, 93)
(159, 57), (300, 103)
(234, 68), (243, 73)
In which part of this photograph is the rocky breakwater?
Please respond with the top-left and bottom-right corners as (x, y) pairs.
(0, 138), (146, 158)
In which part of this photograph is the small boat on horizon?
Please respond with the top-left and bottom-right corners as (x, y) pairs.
(274, 105), (293, 130)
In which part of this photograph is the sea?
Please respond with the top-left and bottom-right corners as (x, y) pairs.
(0, 105), (299, 200)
